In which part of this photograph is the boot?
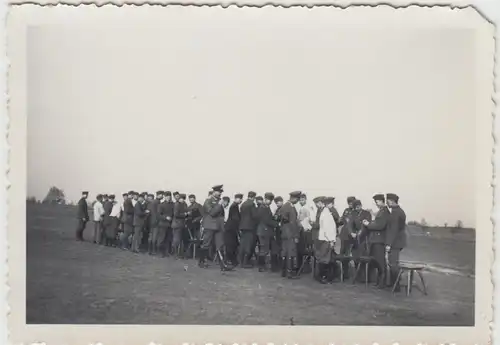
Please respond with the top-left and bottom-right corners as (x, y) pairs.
(315, 263), (328, 284)
(270, 255), (279, 272)
(147, 242), (153, 255)
(217, 250), (232, 271)
(289, 256), (300, 279)
(258, 256), (267, 272)
(281, 256), (287, 277)
(242, 254), (253, 269)
(198, 248), (208, 268)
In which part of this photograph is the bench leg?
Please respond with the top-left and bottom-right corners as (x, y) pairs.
(352, 262), (362, 284)
(407, 269), (414, 296)
(340, 262), (344, 283)
(391, 269), (403, 293)
(364, 262), (369, 288)
(417, 271), (428, 295)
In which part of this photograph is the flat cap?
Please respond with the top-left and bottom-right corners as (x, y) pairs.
(173, 191), (180, 196)
(323, 197), (335, 204)
(164, 191), (172, 196)
(274, 196), (283, 203)
(234, 193), (243, 199)
(128, 190), (135, 195)
(212, 185), (224, 192)
(386, 193), (399, 203)
(96, 194), (103, 199)
(353, 199), (362, 207)
(109, 194), (116, 199)
(156, 190), (164, 195)
(313, 196), (325, 203)
(122, 192), (128, 197)
(139, 192), (147, 198)
(264, 192), (275, 200)
(82, 191), (89, 195)
(347, 196), (356, 203)
(179, 193), (187, 199)
(290, 191), (302, 198)
(222, 196), (230, 202)
(248, 191), (257, 198)
(373, 194), (385, 202)
(188, 194), (196, 199)
(256, 196), (263, 201)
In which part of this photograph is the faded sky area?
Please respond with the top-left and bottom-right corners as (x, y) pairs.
(27, 10), (476, 227)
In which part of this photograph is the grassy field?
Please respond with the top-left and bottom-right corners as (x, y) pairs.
(26, 203), (475, 325)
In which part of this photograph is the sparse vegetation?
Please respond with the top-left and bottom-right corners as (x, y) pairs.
(42, 186), (66, 205)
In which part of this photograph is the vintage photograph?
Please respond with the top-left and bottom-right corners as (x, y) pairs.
(7, 4), (494, 345)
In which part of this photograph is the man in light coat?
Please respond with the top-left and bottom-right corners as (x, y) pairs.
(314, 197), (337, 283)
(92, 194), (105, 244)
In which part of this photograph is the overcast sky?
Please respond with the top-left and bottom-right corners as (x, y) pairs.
(27, 10), (476, 227)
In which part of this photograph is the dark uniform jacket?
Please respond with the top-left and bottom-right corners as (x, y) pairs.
(279, 201), (299, 239)
(239, 199), (258, 231)
(122, 199), (134, 225)
(256, 204), (278, 237)
(225, 202), (241, 232)
(133, 201), (148, 227)
(386, 205), (407, 249)
(147, 199), (160, 228)
(172, 201), (188, 229)
(187, 202), (203, 224)
(366, 206), (390, 244)
(158, 200), (175, 228)
(202, 196), (225, 231)
(331, 207), (341, 227)
(350, 209), (372, 249)
(339, 207), (355, 240)
(77, 198), (89, 220)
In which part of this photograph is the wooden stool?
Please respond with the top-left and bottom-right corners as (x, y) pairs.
(352, 256), (375, 287)
(333, 255), (354, 282)
(392, 262), (428, 296)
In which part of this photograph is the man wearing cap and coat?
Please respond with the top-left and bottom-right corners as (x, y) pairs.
(172, 193), (189, 257)
(200, 185), (229, 270)
(338, 196), (357, 279)
(157, 191), (175, 257)
(76, 191), (89, 241)
(225, 194), (243, 265)
(362, 194), (390, 288)
(280, 191), (302, 279)
(102, 195), (114, 244)
(132, 193), (150, 253)
(386, 193), (407, 290)
(147, 192), (162, 255)
(238, 191), (259, 268)
(256, 193), (279, 272)
(121, 191), (135, 249)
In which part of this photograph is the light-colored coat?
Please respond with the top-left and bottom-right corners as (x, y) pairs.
(319, 208), (337, 242)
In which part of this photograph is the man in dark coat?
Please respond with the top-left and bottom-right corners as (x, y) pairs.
(157, 191), (175, 257)
(362, 194), (390, 288)
(256, 192), (279, 272)
(121, 191), (135, 250)
(147, 191), (162, 255)
(187, 194), (203, 241)
(280, 191), (302, 279)
(75, 191), (89, 241)
(101, 194), (114, 244)
(172, 193), (189, 258)
(199, 185), (228, 270)
(132, 193), (149, 253)
(224, 193), (242, 265)
(338, 196), (357, 279)
(238, 191), (258, 268)
(386, 193), (407, 290)
(271, 196), (284, 271)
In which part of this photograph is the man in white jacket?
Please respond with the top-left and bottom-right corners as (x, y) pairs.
(314, 196), (337, 283)
(92, 194), (105, 244)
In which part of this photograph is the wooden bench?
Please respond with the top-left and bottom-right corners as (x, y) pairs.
(392, 262), (427, 296)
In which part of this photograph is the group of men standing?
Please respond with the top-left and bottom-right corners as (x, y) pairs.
(75, 184), (407, 288)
